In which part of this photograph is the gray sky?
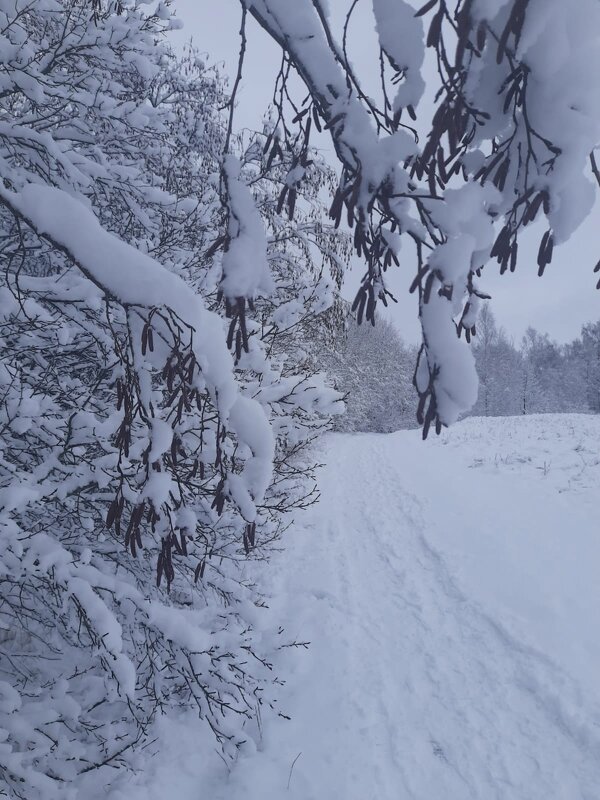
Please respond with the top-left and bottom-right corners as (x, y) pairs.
(171, 0), (599, 345)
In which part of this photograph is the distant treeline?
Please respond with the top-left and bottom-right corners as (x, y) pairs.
(322, 304), (600, 432)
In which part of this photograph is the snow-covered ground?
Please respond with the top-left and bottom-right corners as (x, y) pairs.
(114, 414), (600, 800)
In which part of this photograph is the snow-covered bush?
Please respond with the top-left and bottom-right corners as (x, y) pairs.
(0, 2), (345, 796)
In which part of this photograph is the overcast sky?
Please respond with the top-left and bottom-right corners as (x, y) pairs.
(171, 0), (599, 345)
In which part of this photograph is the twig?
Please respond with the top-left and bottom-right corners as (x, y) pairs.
(287, 751), (302, 790)
(224, 4), (247, 157)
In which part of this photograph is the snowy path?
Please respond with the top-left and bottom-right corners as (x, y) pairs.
(218, 428), (600, 800)
(127, 418), (600, 800)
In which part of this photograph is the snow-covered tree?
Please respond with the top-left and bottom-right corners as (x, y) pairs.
(471, 305), (521, 416)
(518, 327), (580, 414)
(0, 3), (345, 797)
(239, 0), (600, 435)
(323, 311), (415, 433)
(3, 0), (600, 793)
(467, 310), (600, 418)
(559, 336), (589, 413)
(580, 321), (600, 413)
(472, 304), (501, 416)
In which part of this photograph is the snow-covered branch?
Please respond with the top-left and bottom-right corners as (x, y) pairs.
(243, 0), (600, 432)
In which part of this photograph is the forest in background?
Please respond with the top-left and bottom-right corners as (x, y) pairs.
(328, 307), (600, 433)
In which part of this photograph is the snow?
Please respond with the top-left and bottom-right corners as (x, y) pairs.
(420, 291), (479, 424)
(227, 393), (275, 515)
(409, 415), (600, 699)
(148, 418), (173, 462)
(248, 0), (417, 207)
(67, 578), (136, 699)
(0, 181), (274, 520)
(0, 183), (238, 412)
(469, 0), (600, 243)
(246, 0), (484, 423)
(246, 0), (600, 426)
(108, 413), (600, 799)
(221, 155), (273, 299)
(372, 0), (426, 111)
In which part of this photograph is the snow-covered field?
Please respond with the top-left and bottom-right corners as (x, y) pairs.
(115, 414), (600, 800)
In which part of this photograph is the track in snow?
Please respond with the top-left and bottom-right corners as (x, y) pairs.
(217, 431), (600, 800)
